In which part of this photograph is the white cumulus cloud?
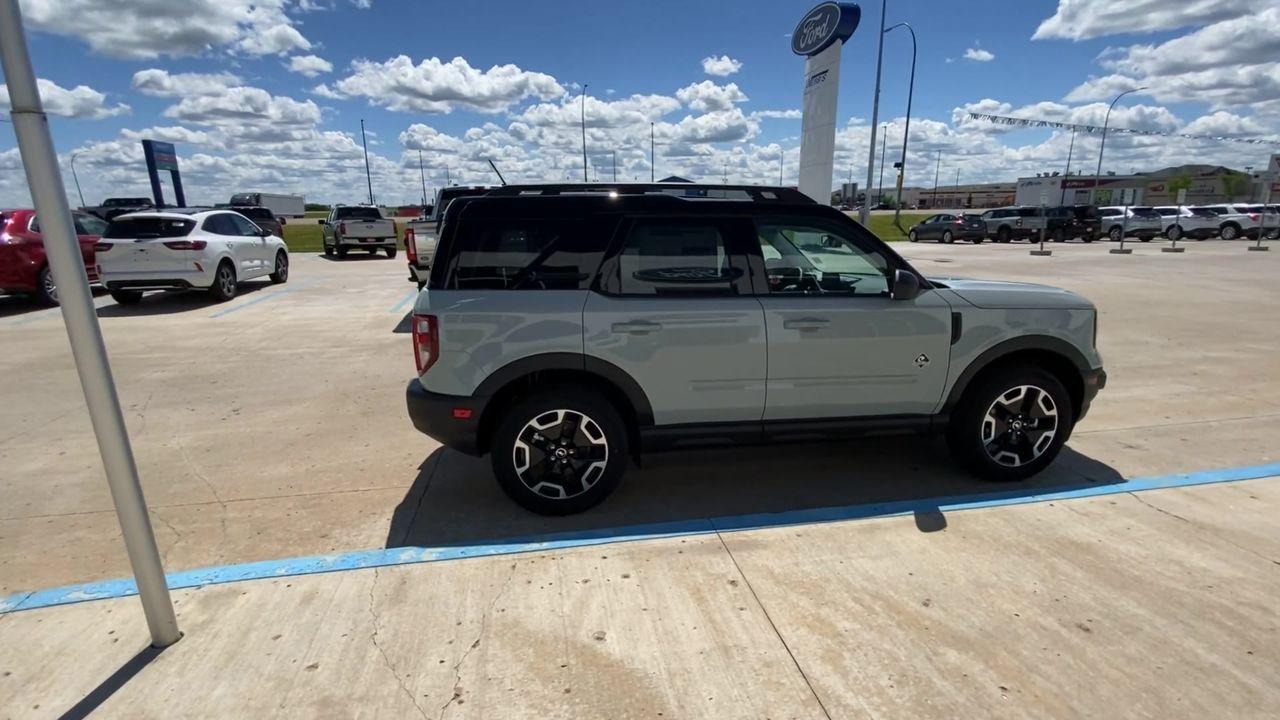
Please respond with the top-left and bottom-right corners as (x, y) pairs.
(0, 78), (128, 119)
(286, 55), (335, 78)
(1032, 0), (1263, 41)
(701, 55), (743, 76)
(328, 55), (565, 114)
(963, 47), (995, 62)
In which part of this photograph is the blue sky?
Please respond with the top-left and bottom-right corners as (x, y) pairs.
(2, 0), (1277, 206)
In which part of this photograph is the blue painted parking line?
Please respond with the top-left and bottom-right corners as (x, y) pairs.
(389, 290), (417, 313)
(208, 281), (319, 318)
(3, 461), (1278, 615)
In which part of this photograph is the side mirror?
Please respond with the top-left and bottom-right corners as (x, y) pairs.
(319, 219), (328, 226)
(279, 217), (287, 226)
(892, 269), (921, 301)
(258, 228), (270, 237)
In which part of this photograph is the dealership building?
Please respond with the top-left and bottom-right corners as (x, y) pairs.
(1014, 165), (1276, 207)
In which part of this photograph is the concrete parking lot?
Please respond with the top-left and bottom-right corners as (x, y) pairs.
(2, 238), (1278, 717)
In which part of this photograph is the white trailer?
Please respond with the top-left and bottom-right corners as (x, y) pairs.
(228, 192), (305, 218)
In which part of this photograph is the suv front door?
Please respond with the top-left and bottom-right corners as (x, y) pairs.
(583, 216), (766, 426)
(752, 215), (953, 419)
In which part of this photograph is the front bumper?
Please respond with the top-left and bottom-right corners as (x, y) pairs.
(1078, 367), (1107, 421)
(406, 379), (486, 456)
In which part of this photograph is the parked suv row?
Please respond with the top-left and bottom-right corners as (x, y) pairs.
(980, 206), (1099, 243)
(405, 184), (1106, 514)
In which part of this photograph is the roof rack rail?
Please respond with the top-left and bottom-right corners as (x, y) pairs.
(485, 183), (815, 204)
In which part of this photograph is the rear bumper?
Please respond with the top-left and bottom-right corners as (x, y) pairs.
(406, 379), (485, 456)
(338, 237), (395, 247)
(100, 267), (213, 291)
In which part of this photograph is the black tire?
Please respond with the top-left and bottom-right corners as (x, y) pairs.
(1052, 228), (1066, 243)
(1139, 235), (1151, 243)
(490, 388), (628, 515)
(385, 247), (397, 259)
(208, 261), (237, 302)
(1108, 226), (1123, 242)
(1167, 225), (1182, 242)
(110, 289), (143, 305)
(941, 230), (954, 244)
(997, 227), (1011, 243)
(35, 265), (58, 306)
(947, 366), (1074, 482)
(972, 236), (984, 244)
(1220, 224), (1239, 240)
(908, 230), (918, 243)
(270, 251), (289, 284)
(323, 237), (334, 257)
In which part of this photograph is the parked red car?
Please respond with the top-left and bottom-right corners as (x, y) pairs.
(0, 208), (108, 305)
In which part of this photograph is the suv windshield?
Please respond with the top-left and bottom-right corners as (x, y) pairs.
(334, 207), (382, 220)
(234, 207), (275, 221)
(104, 217), (195, 238)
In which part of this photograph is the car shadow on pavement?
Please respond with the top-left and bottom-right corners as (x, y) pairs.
(317, 252), (396, 262)
(386, 437), (1123, 550)
(95, 282), (277, 317)
(0, 287), (108, 319)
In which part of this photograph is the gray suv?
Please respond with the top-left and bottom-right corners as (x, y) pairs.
(406, 184), (1106, 514)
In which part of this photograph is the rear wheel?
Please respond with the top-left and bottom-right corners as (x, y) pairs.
(35, 266), (58, 306)
(270, 251), (289, 284)
(947, 366), (1074, 482)
(941, 230), (954, 244)
(208, 261), (237, 302)
(1108, 226), (1123, 242)
(110, 289), (143, 305)
(491, 389), (628, 515)
(1167, 225), (1182, 242)
(385, 247), (397, 259)
(323, 235), (334, 257)
(1220, 224), (1239, 240)
(997, 227), (1011, 243)
(1052, 228), (1066, 243)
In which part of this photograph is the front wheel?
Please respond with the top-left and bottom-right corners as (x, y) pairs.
(948, 367), (1074, 482)
(385, 247), (397, 259)
(1167, 225), (1182, 242)
(208, 261), (237, 302)
(322, 236), (334, 257)
(908, 230), (918, 243)
(270, 251), (289, 284)
(997, 227), (1011, 243)
(1108, 226), (1123, 242)
(1220, 224), (1239, 240)
(491, 389), (628, 515)
(1052, 228), (1066, 243)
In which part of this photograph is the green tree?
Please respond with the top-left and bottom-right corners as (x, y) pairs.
(1222, 172), (1251, 201)
(1166, 172), (1194, 202)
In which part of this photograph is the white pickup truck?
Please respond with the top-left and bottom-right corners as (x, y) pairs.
(405, 186), (490, 288)
(321, 206), (397, 259)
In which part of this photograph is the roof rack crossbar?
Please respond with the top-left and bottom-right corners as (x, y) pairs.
(484, 183), (815, 204)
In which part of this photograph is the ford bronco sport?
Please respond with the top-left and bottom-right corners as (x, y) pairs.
(405, 184), (1106, 514)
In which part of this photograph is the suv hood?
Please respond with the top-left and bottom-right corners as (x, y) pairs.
(932, 278), (1094, 309)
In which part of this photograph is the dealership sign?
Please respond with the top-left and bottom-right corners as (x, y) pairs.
(792, 2), (860, 56)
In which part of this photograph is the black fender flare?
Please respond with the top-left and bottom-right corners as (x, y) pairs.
(941, 335), (1090, 414)
(474, 352), (655, 427)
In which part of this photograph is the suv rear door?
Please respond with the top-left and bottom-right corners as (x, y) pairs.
(583, 216), (766, 425)
(751, 214), (953, 419)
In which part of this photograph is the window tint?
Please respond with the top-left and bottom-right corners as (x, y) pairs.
(104, 217), (195, 239)
(202, 214), (240, 235)
(1154, 207), (1180, 216)
(445, 218), (602, 290)
(227, 213), (261, 236)
(75, 214), (109, 235)
(235, 207), (274, 221)
(1188, 207), (1217, 217)
(607, 219), (741, 297)
(756, 219), (890, 297)
(334, 207), (383, 221)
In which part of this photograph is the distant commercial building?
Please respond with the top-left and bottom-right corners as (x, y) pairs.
(1015, 164), (1268, 207)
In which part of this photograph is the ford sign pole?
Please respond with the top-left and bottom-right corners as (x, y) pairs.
(0, 0), (180, 646)
(860, 0), (886, 225)
(794, 3), (861, 204)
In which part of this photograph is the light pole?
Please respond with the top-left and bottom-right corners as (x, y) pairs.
(930, 149), (940, 208)
(885, 21), (917, 231)
(877, 124), (887, 205)
(360, 118), (373, 205)
(778, 150), (784, 186)
(613, 150), (617, 183)
(580, 84), (588, 182)
(861, 0), (888, 225)
(1060, 126), (1076, 205)
(1092, 87), (1146, 204)
(69, 151), (85, 208)
(650, 122), (655, 182)
(417, 150), (427, 208)
(0, 0), (180, 647)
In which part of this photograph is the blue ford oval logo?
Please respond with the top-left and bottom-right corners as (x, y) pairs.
(792, 2), (861, 57)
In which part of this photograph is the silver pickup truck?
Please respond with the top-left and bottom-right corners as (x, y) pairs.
(321, 205), (397, 258)
(405, 186), (490, 288)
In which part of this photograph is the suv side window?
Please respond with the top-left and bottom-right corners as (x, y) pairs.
(601, 218), (745, 297)
(75, 214), (109, 236)
(755, 217), (890, 297)
(446, 217), (602, 290)
(227, 214), (262, 236)
(202, 214), (238, 235)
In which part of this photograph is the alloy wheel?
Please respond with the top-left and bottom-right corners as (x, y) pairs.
(218, 266), (235, 296)
(981, 385), (1059, 468)
(276, 254), (288, 281)
(43, 270), (57, 303)
(512, 409), (609, 500)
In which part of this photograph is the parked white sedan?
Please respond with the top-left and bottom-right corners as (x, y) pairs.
(95, 210), (288, 304)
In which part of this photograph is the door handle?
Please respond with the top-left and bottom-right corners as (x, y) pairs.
(783, 317), (830, 331)
(611, 320), (663, 335)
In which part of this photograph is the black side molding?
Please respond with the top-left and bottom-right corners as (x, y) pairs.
(950, 312), (963, 345)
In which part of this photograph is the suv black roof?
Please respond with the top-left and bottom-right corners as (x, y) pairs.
(485, 183), (815, 204)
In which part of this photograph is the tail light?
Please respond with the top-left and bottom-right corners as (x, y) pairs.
(405, 227), (417, 264)
(339, 221), (347, 234)
(953, 218), (964, 225)
(94, 242), (112, 252)
(1248, 213), (1260, 222)
(162, 240), (208, 250)
(412, 314), (439, 374)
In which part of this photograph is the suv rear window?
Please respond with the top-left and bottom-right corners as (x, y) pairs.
(334, 207), (382, 221)
(104, 217), (195, 238)
(442, 217), (603, 290)
(604, 219), (742, 297)
(235, 207), (274, 221)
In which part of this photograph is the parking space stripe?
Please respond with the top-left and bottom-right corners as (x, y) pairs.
(389, 290), (417, 313)
(208, 281), (319, 318)
(3, 461), (1278, 615)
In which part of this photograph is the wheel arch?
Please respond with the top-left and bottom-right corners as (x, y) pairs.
(942, 336), (1089, 420)
(473, 353), (654, 456)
